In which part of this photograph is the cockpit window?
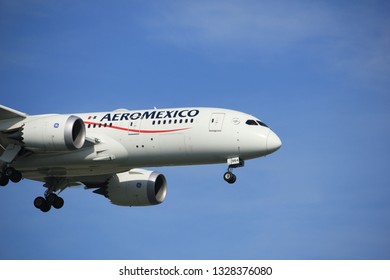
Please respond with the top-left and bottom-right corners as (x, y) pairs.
(257, 120), (269, 128)
(246, 120), (258, 126)
(246, 119), (269, 127)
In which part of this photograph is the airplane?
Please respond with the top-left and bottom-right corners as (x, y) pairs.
(0, 104), (282, 212)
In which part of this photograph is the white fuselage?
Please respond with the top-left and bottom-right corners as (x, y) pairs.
(12, 107), (281, 180)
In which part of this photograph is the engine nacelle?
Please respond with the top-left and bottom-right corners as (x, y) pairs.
(22, 115), (86, 151)
(104, 169), (167, 206)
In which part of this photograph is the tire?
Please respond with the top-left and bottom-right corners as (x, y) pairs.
(224, 172), (233, 182)
(34, 196), (46, 209)
(52, 196), (64, 209)
(4, 167), (15, 177)
(10, 171), (22, 183)
(46, 193), (58, 205)
(40, 202), (51, 213)
(34, 196), (51, 212)
(224, 172), (237, 184)
(0, 175), (9, 187)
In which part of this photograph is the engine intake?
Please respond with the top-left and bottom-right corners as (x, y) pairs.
(22, 115), (86, 151)
(98, 169), (167, 206)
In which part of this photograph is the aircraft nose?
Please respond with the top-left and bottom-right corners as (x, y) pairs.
(266, 131), (282, 154)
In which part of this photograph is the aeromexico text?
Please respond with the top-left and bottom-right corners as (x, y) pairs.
(100, 109), (200, 122)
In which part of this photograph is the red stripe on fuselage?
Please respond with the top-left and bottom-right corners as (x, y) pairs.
(84, 121), (190, 134)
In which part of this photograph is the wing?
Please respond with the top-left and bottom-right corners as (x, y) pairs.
(0, 104), (27, 120)
(0, 105), (26, 153)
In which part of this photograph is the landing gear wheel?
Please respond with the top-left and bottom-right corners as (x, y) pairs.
(0, 175), (9, 187)
(224, 172), (237, 184)
(5, 167), (16, 177)
(34, 196), (46, 209)
(34, 196), (51, 212)
(2, 167), (22, 183)
(46, 193), (58, 205)
(231, 174), (237, 184)
(224, 171), (233, 181)
(40, 201), (52, 213)
(10, 170), (22, 183)
(46, 193), (65, 209)
(53, 196), (64, 209)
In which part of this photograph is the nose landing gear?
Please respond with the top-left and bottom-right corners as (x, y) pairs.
(223, 157), (244, 184)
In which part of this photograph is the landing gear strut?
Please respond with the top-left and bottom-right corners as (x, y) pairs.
(223, 157), (244, 184)
(34, 189), (65, 213)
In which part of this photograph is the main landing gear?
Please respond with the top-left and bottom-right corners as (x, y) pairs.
(1, 164), (65, 212)
(33, 182), (65, 213)
(0, 167), (22, 186)
(0, 145), (22, 186)
(223, 157), (244, 184)
(0, 146), (64, 213)
(34, 193), (64, 213)
(32, 177), (68, 212)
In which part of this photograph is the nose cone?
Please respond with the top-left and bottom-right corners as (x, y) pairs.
(266, 131), (282, 154)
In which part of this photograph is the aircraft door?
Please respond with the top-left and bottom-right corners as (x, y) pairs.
(209, 113), (225, 132)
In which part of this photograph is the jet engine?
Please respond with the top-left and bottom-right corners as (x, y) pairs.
(95, 169), (167, 206)
(21, 115), (86, 151)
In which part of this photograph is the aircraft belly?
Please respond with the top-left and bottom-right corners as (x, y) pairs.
(12, 143), (129, 179)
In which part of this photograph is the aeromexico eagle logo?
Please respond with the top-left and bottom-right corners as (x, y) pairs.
(85, 109), (200, 134)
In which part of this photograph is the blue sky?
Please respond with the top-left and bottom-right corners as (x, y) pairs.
(0, 0), (389, 259)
